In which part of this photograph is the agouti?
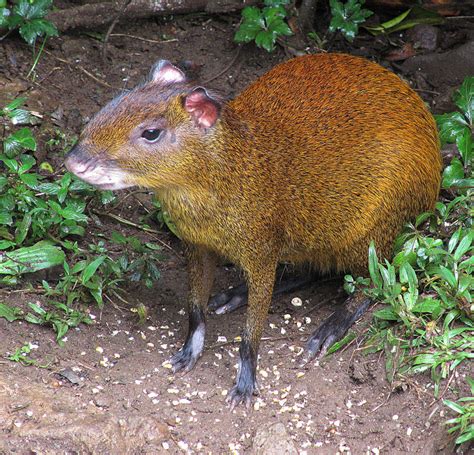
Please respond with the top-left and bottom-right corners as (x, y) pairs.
(65, 53), (442, 408)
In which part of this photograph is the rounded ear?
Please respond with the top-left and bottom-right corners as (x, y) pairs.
(184, 87), (221, 129)
(149, 60), (186, 84)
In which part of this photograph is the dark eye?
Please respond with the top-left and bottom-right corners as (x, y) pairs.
(141, 129), (162, 142)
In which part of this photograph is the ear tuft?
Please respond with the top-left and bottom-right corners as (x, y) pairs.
(184, 87), (221, 129)
(149, 60), (186, 84)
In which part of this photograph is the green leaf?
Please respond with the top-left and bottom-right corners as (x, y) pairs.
(442, 399), (465, 414)
(0, 7), (10, 28)
(0, 211), (13, 225)
(436, 265), (457, 288)
(368, 241), (382, 289)
(442, 158), (465, 188)
(0, 241), (65, 275)
(267, 18), (292, 37)
(100, 190), (116, 205)
(453, 76), (474, 124)
(3, 128), (36, 157)
(15, 212), (32, 245)
(241, 6), (264, 23)
(263, 5), (286, 24)
(326, 331), (356, 355)
(455, 126), (473, 166)
(234, 22), (262, 43)
(0, 302), (23, 322)
(19, 18), (58, 45)
(399, 262), (418, 290)
(374, 308), (399, 321)
(81, 256), (106, 284)
(434, 112), (468, 146)
(453, 230), (473, 261)
(255, 30), (276, 52)
(455, 430), (474, 445)
(13, 0), (53, 20)
(364, 6), (443, 36)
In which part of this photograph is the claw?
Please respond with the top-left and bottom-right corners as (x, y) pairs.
(304, 297), (372, 362)
(170, 321), (205, 374)
(226, 384), (257, 411)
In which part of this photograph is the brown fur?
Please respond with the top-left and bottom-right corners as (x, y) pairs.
(69, 53), (442, 388)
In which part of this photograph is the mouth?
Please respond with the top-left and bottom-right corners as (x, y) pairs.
(65, 148), (134, 191)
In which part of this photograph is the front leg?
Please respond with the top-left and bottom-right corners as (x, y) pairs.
(171, 244), (217, 373)
(227, 259), (277, 409)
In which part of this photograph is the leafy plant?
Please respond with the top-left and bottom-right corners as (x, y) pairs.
(345, 77), (473, 408)
(8, 343), (39, 366)
(25, 301), (92, 344)
(234, 0), (292, 52)
(329, 0), (373, 42)
(364, 6), (443, 37)
(444, 378), (474, 445)
(0, 0), (58, 45)
(435, 76), (473, 189)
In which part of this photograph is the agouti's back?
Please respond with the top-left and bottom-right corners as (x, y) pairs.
(227, 54), (441, 274)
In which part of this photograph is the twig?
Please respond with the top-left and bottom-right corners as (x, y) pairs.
(203, 47), (242, 84)
(43, 49), (115, 89)
(370, 392), (392, 413)
(414, 88), (440, 95)
(102, 0), (133, 61)
(110, 33), (178, 44)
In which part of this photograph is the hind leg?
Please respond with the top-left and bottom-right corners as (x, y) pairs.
(208, 271), (315, 314)
(303, 292), (372, 362)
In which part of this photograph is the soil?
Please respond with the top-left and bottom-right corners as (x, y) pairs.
(0, 8), (473, 455)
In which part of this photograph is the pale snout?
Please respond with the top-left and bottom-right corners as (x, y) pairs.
(65, 145), (133, 190)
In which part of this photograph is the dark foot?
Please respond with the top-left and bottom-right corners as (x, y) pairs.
(208, 283), (247, 314)
(303, 295), (372, 363)
(209, 275), (315, 315)
(227, 334), (258, 410)
(170, 307), (205, 373)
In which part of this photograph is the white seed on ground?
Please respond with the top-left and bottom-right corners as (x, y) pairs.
(147, 342), (154, 348)
(296, 372), (305, 378)
(221, 389), (228, 396)
(147, 326), (157, 331)
(217, 335), (227, 342)
(392, 414), (399, 420)
(95, 346), (104, 353)
(291, 297), (303, 307)
(177, 441), (188, 450)
(147, 391), (158, 398)
(162, 442), (169, 450)
(162, 361), (172, 369)
(167, 388), (179, 394)
(346, 400), (353, 409)
(407, 427), (413, 436)
(304, 317), (311, 324)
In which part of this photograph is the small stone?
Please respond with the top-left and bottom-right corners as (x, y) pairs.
(291, 297), (302, 307)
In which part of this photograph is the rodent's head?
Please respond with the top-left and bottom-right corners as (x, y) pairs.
(65, 60), (222, 191)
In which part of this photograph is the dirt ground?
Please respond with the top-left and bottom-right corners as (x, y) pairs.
(1, 8), (473, 455)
